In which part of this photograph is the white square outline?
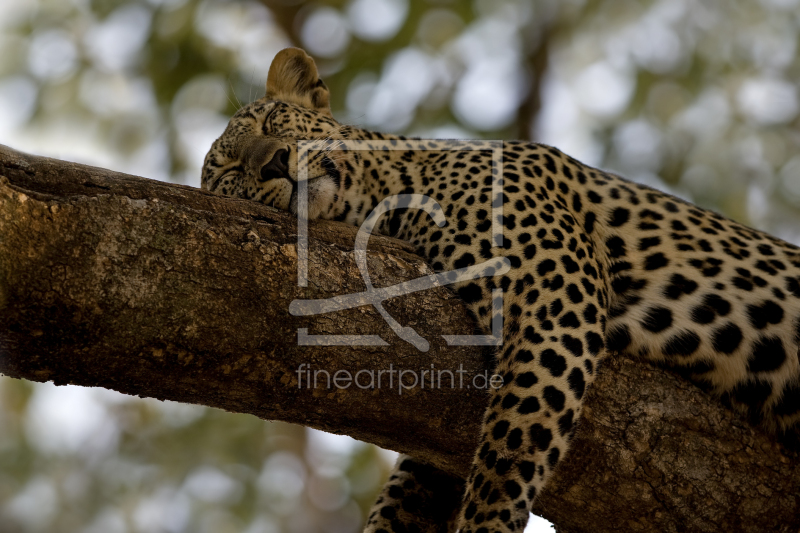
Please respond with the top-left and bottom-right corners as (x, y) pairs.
(295, 139), (504, 348)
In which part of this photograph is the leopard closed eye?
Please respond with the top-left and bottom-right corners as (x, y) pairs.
(202, 47), (800, 533)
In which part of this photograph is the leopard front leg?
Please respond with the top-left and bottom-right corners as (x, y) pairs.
(364, 454), (464, 533)
(455, 296), (606, 532)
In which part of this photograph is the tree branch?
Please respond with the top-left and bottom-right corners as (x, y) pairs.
(0, 144), (798, 532)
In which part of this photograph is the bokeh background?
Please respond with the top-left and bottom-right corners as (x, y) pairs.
(1, 0), (799, 531)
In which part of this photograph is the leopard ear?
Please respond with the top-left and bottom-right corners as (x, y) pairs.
(266, 48), (331, 115)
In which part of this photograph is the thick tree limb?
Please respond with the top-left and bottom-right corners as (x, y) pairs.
(0, 144), (798, 532)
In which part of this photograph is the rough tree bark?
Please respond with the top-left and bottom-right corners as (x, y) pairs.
(0, 144), (798, 532)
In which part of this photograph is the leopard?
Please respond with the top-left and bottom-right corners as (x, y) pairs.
(202, 47), (800, 533)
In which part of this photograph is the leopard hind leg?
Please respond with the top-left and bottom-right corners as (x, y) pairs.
(364, 454), (463, 533)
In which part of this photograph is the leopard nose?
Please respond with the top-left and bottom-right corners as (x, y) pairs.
(259, 148), (290, 182)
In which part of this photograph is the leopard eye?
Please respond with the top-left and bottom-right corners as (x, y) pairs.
(210, 165), (243, 191)
(261, 105), (279, 133)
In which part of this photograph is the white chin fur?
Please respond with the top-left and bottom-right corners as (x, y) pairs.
(289, 176), (338, 220)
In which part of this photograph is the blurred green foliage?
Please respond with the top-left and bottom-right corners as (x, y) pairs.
(0, 0), (799, 531)
(0, 377), (392, 533)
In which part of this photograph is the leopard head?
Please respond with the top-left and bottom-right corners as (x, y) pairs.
(201, 48), (359, 220)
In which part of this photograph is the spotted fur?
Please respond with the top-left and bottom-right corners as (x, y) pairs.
(202, 48), (800, 533)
